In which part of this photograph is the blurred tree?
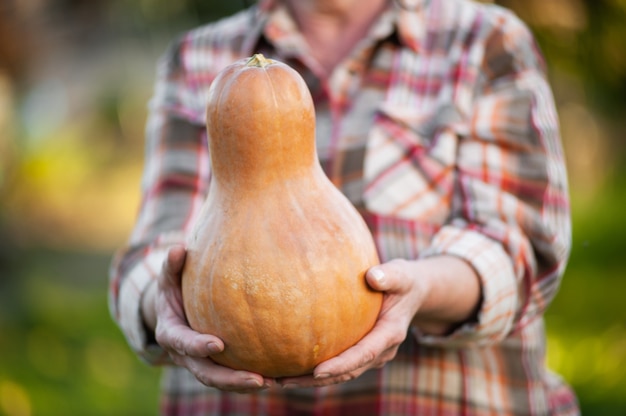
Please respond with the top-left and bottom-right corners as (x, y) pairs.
(0, 5), (32, 83)
(498, 0), (626, 120)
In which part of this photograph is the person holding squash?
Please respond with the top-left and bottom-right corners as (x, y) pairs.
(109, 0), (579, 414)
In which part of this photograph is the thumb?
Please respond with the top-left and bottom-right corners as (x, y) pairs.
(166, 245), (187, 274)
(366, 266), (390, 292)
(160, 245), (187, 287)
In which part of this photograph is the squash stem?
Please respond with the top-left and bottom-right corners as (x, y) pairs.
(247, 53), (274, 68)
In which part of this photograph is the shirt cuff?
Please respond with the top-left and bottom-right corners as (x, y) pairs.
(417, 225), (517, 346)
(118, 247), (172, 365)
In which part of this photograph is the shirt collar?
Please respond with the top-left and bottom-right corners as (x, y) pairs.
(243, 0), (429, 56)
(395, 0), (429, 53)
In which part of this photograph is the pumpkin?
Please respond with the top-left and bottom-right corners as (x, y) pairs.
(181, 54), (382, 378)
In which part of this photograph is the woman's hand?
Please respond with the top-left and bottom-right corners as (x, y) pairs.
(279, 258), (425, 388)
(153, 245), (275, 393)
(278, 255), (481, 389)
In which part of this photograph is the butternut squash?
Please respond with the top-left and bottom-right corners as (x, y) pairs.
(181, 54), (382, 378)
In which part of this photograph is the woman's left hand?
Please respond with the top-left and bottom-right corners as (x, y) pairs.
(278, 258), (425, 388)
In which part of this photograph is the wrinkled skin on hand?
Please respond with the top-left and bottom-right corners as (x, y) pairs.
(154, 248), (474, 392)
(154, 246), (275, 393)
(278, 259), (423, 389)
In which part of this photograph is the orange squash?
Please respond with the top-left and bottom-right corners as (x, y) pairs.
(181, 54), (382, 378)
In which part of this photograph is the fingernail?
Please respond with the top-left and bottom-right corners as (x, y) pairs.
(245, 378), (263, 388)
(314, 372), (330, 380)
(207, 342), (221, 354)
(370, 268), (385, 285)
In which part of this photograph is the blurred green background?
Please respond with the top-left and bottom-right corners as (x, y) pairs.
(0, 0), (624, 415)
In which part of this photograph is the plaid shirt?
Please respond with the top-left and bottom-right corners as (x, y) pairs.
(109, 0), (579, 414)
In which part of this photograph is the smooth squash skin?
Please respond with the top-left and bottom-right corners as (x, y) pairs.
(181, 54), (383, 378)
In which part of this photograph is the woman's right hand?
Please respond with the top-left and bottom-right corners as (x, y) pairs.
(151, 245), (274, 393)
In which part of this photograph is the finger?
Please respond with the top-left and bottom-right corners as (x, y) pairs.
(366, 266), (389, 291)
(160, 245), (187, 286)
(156, 321), (224, 357)
(366, 262), (414, 294)
(281, 368), (362, 389)
(280, 342), (400, 389)
(157, 245), (188, 314)
(181, 356), (269, 392)
(313, 319), (406, 379)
